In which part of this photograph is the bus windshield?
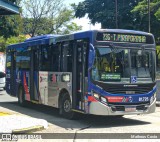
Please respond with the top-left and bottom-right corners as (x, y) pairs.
(91, 46), (154, 83)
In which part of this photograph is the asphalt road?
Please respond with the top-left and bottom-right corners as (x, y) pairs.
(0, 90), (160, 141)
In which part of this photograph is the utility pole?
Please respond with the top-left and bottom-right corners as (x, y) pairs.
(148, 0), (151, 32)
(115, 0), (118, 29)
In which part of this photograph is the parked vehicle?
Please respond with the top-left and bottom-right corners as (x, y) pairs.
(0, 52), (6, 89)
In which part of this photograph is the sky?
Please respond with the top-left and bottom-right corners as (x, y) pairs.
(64, 0), (101, 31)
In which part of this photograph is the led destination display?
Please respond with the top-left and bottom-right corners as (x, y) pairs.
(96, 32), (154, 44)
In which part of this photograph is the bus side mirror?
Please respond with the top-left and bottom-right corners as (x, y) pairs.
(89, 44), (95, 68)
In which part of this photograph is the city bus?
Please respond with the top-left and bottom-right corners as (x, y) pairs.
(0, 52), (6, 90)
(6, 29), (156, 119)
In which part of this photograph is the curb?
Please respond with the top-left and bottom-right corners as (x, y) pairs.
(0, 112), (11, 116)
(156, 102), (160, 107)
(12, 125), (44, 133)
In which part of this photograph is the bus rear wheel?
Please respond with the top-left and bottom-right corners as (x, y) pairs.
(60, 93), (79, 119)
(18, 87), (27, 107)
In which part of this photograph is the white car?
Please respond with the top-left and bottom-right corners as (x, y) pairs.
(0, 52), (6, 90)
(0, 72), (5, 89)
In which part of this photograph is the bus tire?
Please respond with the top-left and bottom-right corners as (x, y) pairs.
(18, 87), (27, 107)
(60, 93), (79, 119)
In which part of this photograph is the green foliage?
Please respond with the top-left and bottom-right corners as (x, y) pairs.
(155, 8), (160, 20)
(157, 45), (160, 50)
(0, 35), (26, 52)
(0, 15), (23, 39)
(0, 37), (6, 52)
(132, 0), (160, 44)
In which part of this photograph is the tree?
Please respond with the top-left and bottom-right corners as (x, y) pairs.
(0, 35), (26, 52)
(73, 0), (139, 29)
(0, 15), (22, 39)
(21, 0), (81, 37)
(0, 37), (6, 52)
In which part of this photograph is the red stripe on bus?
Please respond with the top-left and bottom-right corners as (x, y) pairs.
(23, 73), (30, 101)
(106, 96), (124, 103)
(88, 96), (97, 102)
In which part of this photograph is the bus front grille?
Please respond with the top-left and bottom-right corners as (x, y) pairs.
(107, 87), (152, 94)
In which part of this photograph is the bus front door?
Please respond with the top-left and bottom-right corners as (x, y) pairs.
(72, 40), (88, 111)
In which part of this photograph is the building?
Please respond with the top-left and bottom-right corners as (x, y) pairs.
(0, 0), (19, 15)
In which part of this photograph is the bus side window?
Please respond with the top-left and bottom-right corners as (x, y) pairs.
(61, 42), (73, 72)
(40, 45), (51, 71)
(16, 49), (30, 71)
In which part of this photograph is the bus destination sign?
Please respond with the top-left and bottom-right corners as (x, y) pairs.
(96, 33), (149, 43)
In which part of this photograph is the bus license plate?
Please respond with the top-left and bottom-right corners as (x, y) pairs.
(125, 106), (136, 112)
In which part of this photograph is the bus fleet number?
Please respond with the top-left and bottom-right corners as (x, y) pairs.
(139, 97), (149, 102)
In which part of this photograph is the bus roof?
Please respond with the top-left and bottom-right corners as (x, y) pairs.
(7, 29), (153, 50)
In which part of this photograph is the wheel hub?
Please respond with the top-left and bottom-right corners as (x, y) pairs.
(64, 100), (71, 112)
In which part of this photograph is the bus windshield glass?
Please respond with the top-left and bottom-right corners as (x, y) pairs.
(91, 46), (154, 83)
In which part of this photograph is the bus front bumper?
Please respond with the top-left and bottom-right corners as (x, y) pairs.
(88, 99), (156, 116)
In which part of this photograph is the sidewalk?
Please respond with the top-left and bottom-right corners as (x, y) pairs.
(0, 112), (48, 133)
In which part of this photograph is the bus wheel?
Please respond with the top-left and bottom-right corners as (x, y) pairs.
(18, 87), (27, 107)
(60, 94), (79, 119)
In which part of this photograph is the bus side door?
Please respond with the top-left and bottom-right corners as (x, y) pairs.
(72, 39), (89, 111)
(30, 47), (39, 101)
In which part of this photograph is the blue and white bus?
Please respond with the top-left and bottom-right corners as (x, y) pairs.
(6, 29), (156, 119)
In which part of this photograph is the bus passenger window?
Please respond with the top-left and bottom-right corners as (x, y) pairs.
(16, 50), (30, 71)
(51, 44), (60, 72)
(61, 42), (73, 72)
(40, 45), (51, 71)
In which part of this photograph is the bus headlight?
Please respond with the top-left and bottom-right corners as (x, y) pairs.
(92, 91), (108, 104)
(150, 96), (154, 104)
(93, 93), (99, 99)
(100, 96), (108, 104)
(150, 93), (156, 104)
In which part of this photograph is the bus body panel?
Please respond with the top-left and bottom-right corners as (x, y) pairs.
(39, 71), (72, 108)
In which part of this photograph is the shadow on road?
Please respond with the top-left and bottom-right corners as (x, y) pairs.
(0, 100), (151, 130)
